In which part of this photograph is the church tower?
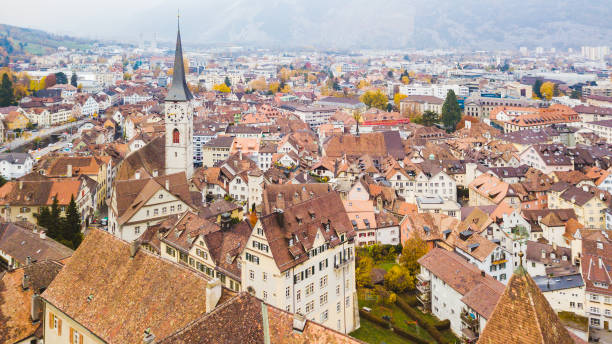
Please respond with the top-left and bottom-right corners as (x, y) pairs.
(165, 19), (194, 179)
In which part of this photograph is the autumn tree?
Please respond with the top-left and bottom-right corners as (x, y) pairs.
(44, 73), (57, 88)
(393, 93), (407, 107)
(357, 79), (370, 89)
(540, 81), (555, 100)
(422, 110), (439, 126)
(213, 83), (231, 93)
(384, 265), (415, 293)
(356, 255), (374, 288)
(441, 89), (461, 131)
(399, 233), (429, 275)
(248, 78), (267, 92)
(268, 82), (280, 94)
(360, 90), (388, 110)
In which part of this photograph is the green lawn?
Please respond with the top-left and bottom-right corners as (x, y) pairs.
(399, 294), (460, 343)
(376, 261), (397, 271)
(350, 318), (414, 344)
(355, 288), (434, 343)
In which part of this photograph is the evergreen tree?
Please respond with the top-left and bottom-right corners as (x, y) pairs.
(441, 90), (461, 132)
(48, 196), (61, 239)
(224, 76), (231, 87)
(532, 79), (543, 98)
(55, 72), (68, 84)
(0, 73), (15, 107)
(422, 110), (439, 127)
(63, 195), (82, 248)
(70, 73), (78, 87)
(35, 206), (51, 230)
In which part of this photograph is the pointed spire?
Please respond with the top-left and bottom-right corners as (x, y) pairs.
(477, 267), (574, 344)
(165, 15), (193, 102)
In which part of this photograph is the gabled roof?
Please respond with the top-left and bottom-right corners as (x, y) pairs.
(477, 266), (574, 344)
(159, 292), (364, 344)
(41, 229), (234, 344)
(260, 191), (354, 272)
(0, 222), (73, 265)
(0, 260), (63, 344)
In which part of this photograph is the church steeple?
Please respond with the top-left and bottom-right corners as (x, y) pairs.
(166, 17), (193, 102)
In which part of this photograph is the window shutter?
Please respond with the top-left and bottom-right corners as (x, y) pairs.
(49, 313), (54, 328)
(79, 334), (83, 344)
(69, 328), (74, 344)
(58, 319), (62, 335)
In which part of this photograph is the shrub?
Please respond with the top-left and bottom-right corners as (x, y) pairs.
(359, 309), (390, 329)
(396, 297), (446, 344)
(434, 319), (451, 331)
(391, 325), (430, 344)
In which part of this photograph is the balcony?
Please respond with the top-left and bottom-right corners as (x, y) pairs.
(416, 280), (430, 294)
(416, 293), (430, 310)
(460, 309), (479, 330)
(416, 273), (430, 283)
(333, 255), (354, 270)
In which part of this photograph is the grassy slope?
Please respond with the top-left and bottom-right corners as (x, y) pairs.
(0, 23), (95, 55)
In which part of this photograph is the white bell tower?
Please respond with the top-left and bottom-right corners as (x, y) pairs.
(165, 18), (194, 179)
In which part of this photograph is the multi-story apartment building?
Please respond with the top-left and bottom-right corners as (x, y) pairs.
(548, 184), (609, 229)
(385, 161), (457, 203)
(241, 190), (359, 334)
(281, 104), (336, 129)
(417, 248), (505, 342)
(157, 211), (249, 292)
(201, 136), (234, 167)
(464, 96), (535, 119)
(0, 153), (34, 180)
(583, 119), (612, 142)
(581, 230), (612, 330)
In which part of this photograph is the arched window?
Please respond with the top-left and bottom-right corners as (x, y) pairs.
(172, 128), (180, 144)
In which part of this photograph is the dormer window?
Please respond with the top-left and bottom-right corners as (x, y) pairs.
(289, 238), (294, 246)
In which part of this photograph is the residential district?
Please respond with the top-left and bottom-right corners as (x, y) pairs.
(0, 23), (611, 344)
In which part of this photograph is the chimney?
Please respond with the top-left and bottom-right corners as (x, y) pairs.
(143, 329), (156, 344)
(19, 180), (23, 190)
(22, 273), (30, 290)
(582, 185), (588, 192)
(67, 164), (72, 177)
(205, 278), (222, 313)
(39, 231), (46, 240)
(541, 249), (546, 259)
(31, 293), (42, 323)
(552, 242), (557, 251)
(165, 179), (170, 191)
(130, 240), (140, 258)
(239, 151), (243, 160)
(275, 208), (285, 227)
(26, 256), (32, 265)
(292, 313), (307, 333)
(220, 212), (232, 230)
(135, 171), (141, 180)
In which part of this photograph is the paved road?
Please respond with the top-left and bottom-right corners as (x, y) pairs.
(30, 133), (79, 160)
(1, 119), (88, 152)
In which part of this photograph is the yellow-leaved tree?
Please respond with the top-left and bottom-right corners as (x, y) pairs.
(540, 82), (555, 100)
(248, 78), (267, 92)
(360, 90), (388, 110)
(394, 93), (407, 107)
(401, 76), (410, 84)
(399, 232), (429, 275)
(268, 82), (280, 94)
(213, 83), (231, 93)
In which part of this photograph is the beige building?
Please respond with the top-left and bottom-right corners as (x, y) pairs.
(242, 190), (359, 334)
(156, 211), (250, 292)
(201, 136), (234, 167)
(548, 184), (609, 229)
(108, 172), (195, 242)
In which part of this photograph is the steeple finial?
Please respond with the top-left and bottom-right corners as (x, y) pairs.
(165, 15), (193, 102)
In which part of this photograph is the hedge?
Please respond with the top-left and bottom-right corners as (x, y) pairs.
(434, 319), (451, 331)
(396, 297), (447, 344)
(358, 309), (390, 329)
(391, 325), (430, 344)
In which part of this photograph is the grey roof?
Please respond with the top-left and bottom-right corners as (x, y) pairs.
(533, 274), (584, 292)
(165, 24), (193, 102)
(0, 153), (31, 164)
(203, 136), (234, 148)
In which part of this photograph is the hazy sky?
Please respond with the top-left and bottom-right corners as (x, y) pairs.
(2, 0), (612, 49)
